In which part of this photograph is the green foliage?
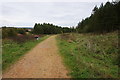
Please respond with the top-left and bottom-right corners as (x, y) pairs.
(2, 27), (28, 38)
(2, 35), (49, 72)
(2, 27), (17, 38)
(11, 35), (35, 43)
(76, 1), (120, 33)
(33, 23), (75, 34)
(57, 31), (118, 78)
(17, 28), (26, 34)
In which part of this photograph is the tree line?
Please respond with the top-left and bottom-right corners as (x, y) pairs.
(33, 23), (75, 34)
(2, 1), (119, 38)
(76, 1), (120, 33)
(33, 1), (120, 34)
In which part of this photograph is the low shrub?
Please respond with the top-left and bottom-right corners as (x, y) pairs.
(10, 35), (35, 43)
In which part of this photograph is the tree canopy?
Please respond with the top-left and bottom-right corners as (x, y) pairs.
(76, 1), (120, 33)
(33, 23), (75, 34)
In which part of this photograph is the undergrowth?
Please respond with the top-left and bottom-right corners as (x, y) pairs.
(57, 31), (118, 78)
(2, 35), (49, 72)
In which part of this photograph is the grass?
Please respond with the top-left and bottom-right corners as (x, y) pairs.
(2, 35), (49, 72)
(57, 31), (118, 78)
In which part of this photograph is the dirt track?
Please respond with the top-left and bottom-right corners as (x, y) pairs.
(3, 35), (70, 78)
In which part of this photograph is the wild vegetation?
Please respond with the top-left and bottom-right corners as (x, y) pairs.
(2, 27), (49, 71)
(56, 1), (119, 78)
(2, 27), (28, 39)
(2, 1), (119, 78)
(33, 23), (75, 34)
(76, 1), (120, 33)
(2, 35), (49, 71)
(57, 31), (118, 78)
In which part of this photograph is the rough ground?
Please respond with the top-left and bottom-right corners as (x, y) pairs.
(3, 35), (70, 78)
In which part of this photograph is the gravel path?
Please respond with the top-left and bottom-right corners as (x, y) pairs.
(3, 35), (70, 78)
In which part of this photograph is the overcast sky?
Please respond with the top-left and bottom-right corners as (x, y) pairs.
(0, 0), (113, 28)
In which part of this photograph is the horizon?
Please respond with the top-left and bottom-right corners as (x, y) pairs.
(0, 0), (114, 28)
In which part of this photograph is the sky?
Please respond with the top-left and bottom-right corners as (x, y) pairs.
(0, 0), (114, 28)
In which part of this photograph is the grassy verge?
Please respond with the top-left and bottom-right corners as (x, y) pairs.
(2, 35), (49, 72)
(57, 32), (118, 78)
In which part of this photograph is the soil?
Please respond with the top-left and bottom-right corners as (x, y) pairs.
(3, 35), (70, 78)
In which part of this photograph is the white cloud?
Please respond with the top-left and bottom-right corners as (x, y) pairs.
(0, 2), (108, 27)
(0, 0), (113, 2)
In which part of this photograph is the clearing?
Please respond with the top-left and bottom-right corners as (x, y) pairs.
(3, 35), (69, 78)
